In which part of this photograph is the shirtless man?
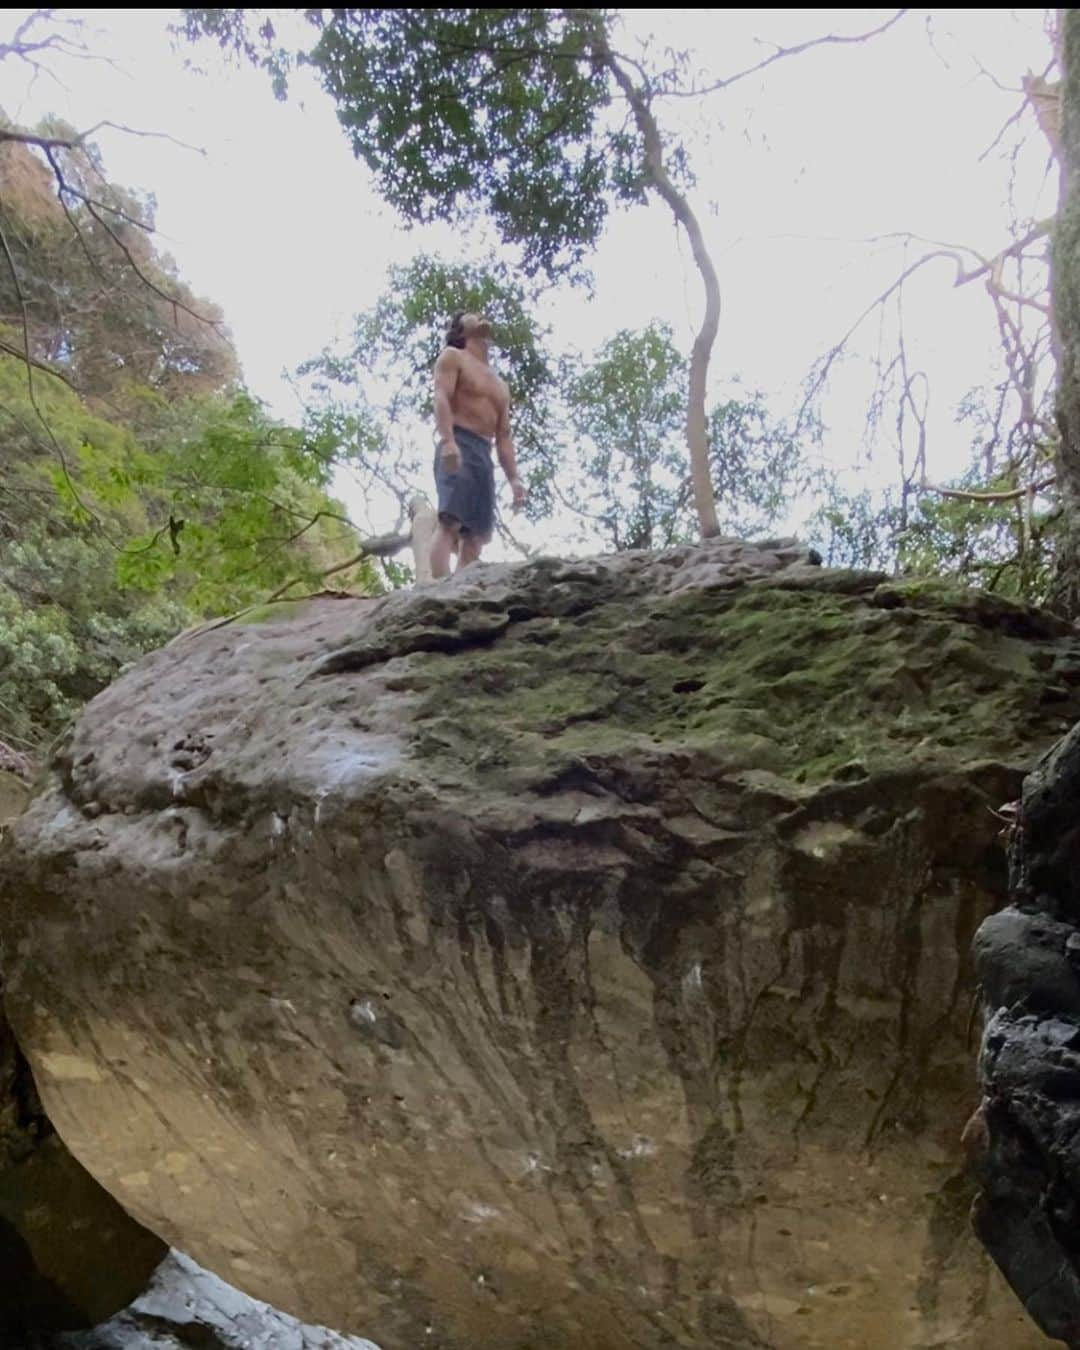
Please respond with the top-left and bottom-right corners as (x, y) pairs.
(430, 311), (526, 577)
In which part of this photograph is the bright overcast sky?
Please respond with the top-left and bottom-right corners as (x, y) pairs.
(5, 8), (1059, 556)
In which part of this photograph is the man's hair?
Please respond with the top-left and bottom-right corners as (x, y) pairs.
(446, 312), (466, 350)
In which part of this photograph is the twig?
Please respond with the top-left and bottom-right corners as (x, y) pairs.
(171, 530), (413, 641)
(865, 221), (1051, 288)
(0, 121), (206, 158)
(264, 530), (411, 603)
(925, 475), (1056, 504)
(495, 513), (535, 558)
(43, 145), (219, 327)
(0, 337), (77, 387)
(174, 478), (365, 535)
(655, 10), (909, 98)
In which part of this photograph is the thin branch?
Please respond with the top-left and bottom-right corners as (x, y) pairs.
(924, 475), (1056, 503)
(802, 249), (957, 422)
(265, 530), (411, 603)
(0, 122), (206, 158)
(979, 99), (1029, 164)
(174, 529), (413, 641)
(655, 10), (909, 98)
(37, 144), (156, 234)
(0, 337), (77, 388)
(12, 10), (54, 47)
(803, 220), (1053, 438)
(172, 476), (365, 535)
(0, 18), (80, 66)
(495, 513), (535, 559)
(866, 220), (1051, 288)
(43, 145), (219, 328)
(77, 119), (207, 156)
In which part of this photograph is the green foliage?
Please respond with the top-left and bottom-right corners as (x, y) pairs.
(117, 392), (365, 613)
(807, 483), (899, 572)
(562, 323), (689, 550)
(708, 393), (810, 537)
(898, 481), (1058, 603)
(0, 534), (188, 750)
(0, 94), (397, 748)
(0, 350), (372, 751)
(0, 123), (379, 755)
(563, 324), (809, 550)
(807, 468), (1058, 602)
(185, 8), (620, 278)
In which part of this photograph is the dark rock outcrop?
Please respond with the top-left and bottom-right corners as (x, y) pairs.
(0, 768), (167, 1333)
(971, 719), (1080, 1347)
(3, 540), (1077, 1348)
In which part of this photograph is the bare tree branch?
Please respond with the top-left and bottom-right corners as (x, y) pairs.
(0, 336), (76, 387)
(924, 475), (1056, 503)
(0, 121), (206, 158)
(865, 221), (1051, 287)
(655, 10), (909, 98)
(495, 513), (535, 559)
(0, 128), (81, 151)
(39, 144), (220, 330)
(261, 530), (412, 604)
(174, 478), (365, 536)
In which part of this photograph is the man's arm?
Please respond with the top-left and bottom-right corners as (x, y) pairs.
(495, 401), (526, 510)
(433, 349), (461, 468)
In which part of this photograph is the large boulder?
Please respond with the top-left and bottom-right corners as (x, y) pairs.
(0, 765), (166, 1332)
(970, 717), (1080, 1346)
(3, 540), (1078, 1349)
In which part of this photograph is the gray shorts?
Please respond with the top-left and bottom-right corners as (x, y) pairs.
(433, 425), (495, 541)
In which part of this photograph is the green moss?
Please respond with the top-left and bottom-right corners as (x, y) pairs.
(405, 577), (1080, 789)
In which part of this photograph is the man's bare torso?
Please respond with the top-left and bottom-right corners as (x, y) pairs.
(443, 348), (509, 441)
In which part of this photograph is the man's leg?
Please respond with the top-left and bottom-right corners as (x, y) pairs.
(430, 518), (461, 579)
(458, 532), (484, 568)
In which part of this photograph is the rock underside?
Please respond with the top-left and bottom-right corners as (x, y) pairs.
(1, 768), (167, 1335)
(5, 538), (1080, 1348)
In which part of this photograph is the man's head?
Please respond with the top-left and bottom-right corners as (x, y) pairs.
(446, 311), (494, 350)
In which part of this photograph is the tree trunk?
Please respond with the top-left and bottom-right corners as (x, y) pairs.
(1051, 10), (1080, 618)
(605, 56), (722, 539)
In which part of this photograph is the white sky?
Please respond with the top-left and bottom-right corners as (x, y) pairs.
(4, 8), (1059, 558)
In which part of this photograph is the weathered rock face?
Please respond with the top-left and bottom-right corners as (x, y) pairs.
(971, 718), (1080, 1347)
(3, 539), (1079, 1349)
(0, 768), (166, 1332)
